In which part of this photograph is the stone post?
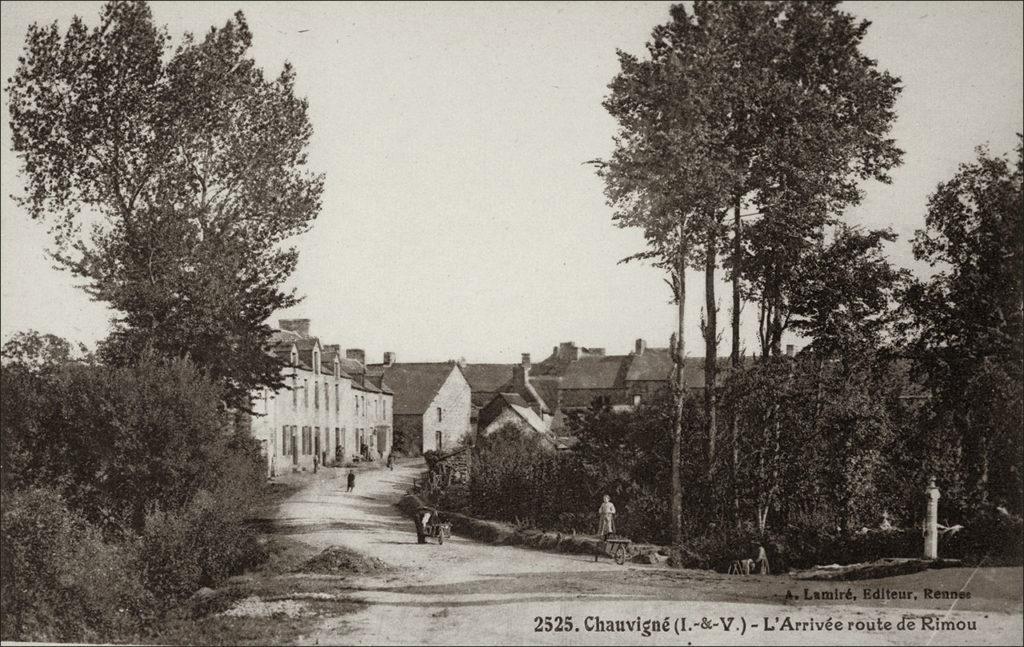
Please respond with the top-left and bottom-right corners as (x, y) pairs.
(924, 477), (941, 559)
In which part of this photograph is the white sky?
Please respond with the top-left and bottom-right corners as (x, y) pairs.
(1, 1), (1022, 363)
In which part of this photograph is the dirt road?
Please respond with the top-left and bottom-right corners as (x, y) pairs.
(275, 460), (1022, 645)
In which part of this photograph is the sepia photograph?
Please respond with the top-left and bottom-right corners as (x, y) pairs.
(1, 1), (1021, 645)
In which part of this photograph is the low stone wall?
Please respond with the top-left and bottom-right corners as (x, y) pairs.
(396, 494), (667, 563)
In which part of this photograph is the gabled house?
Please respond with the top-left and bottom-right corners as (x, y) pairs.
(366, 358), (472, 455)
(477, 392), (550, 441)
(461, 353), (551, 428)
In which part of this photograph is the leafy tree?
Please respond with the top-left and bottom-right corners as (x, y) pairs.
(906, 139), (1024, 511)
(0, 330), (85, 372)
(6, 1), (323, 407)
(789, 225), (908, 363)
(598, 2), (737, 543)
(732, 1), (903, 359)
(1, 345), (257, 531)
(597, 1), (902, 538)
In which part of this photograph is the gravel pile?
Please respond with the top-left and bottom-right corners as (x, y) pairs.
(299, 546), (389, 575)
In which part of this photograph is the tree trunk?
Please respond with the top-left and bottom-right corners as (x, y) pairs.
(705, 227), (718, 481)
(670, 227), (688, 545)
(731, 199), (742, 527)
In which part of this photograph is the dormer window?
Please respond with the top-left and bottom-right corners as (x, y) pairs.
(313, 350), (320, 374)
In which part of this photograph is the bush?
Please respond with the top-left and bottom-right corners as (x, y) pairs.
(941, 505), (1024, 566)
(136, 490), (265, 603)
(0, 488), (150, 642)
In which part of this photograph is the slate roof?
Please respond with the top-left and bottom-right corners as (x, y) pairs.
(321, 349), (354, 379)
(528, 375), (561, 412)
(625, 348), (674, 382)
(461, 363), (516, 393)
(270, 342), (295, 362)
(269, 329), (303, 343)
(366, 363), (461, 416)
(365, 374), (394, 395)
(533, 346), (750, 392)
(339, 358), (366, 377)
(560, 355), (630, 390)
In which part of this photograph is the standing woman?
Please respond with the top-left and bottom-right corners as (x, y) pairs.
(597, 494), (616, 538)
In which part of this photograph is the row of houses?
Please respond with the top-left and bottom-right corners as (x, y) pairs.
(250, 319), (393, 475)
(250, 318), (787, 469)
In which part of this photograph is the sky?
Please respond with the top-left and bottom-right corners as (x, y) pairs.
(1, 1), (1022, 364)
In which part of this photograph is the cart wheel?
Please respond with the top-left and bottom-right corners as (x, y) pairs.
(615, 545), (626, 565)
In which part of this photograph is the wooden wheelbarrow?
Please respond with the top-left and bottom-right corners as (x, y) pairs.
(595, 534), (631, 565)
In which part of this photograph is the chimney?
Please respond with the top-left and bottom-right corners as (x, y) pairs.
(513, 352), (532, 390)
(635, 338), (646, 355)
(346, 348), (365, 365)
(383, 351), (396, 366)
(786, 344), (795, 357)
(558, 342), (579, 362)
(323, 344), (340, 355)
(279, 318), (311, 338)
(512, 365), (526, 391)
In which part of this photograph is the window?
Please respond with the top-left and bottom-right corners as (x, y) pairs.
(437, 407), (443, 422)
(355, 396), (359, 416)
(303, 380), (309, 408)
(315, 382), (320, 409)
(362, 396), (366, 417)
(633, 394), (641, 407)
(292, 376), (297, 408)
(335, 384), (339, 413)
(435, 430), (443, 451)
(282, 426), (289, 456)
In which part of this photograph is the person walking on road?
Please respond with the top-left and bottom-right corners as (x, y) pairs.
(413, 506), (433, 544)
(346, 469), (356, 492)
(386, 452), (395, 470)
(597, 494), (616, 539)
